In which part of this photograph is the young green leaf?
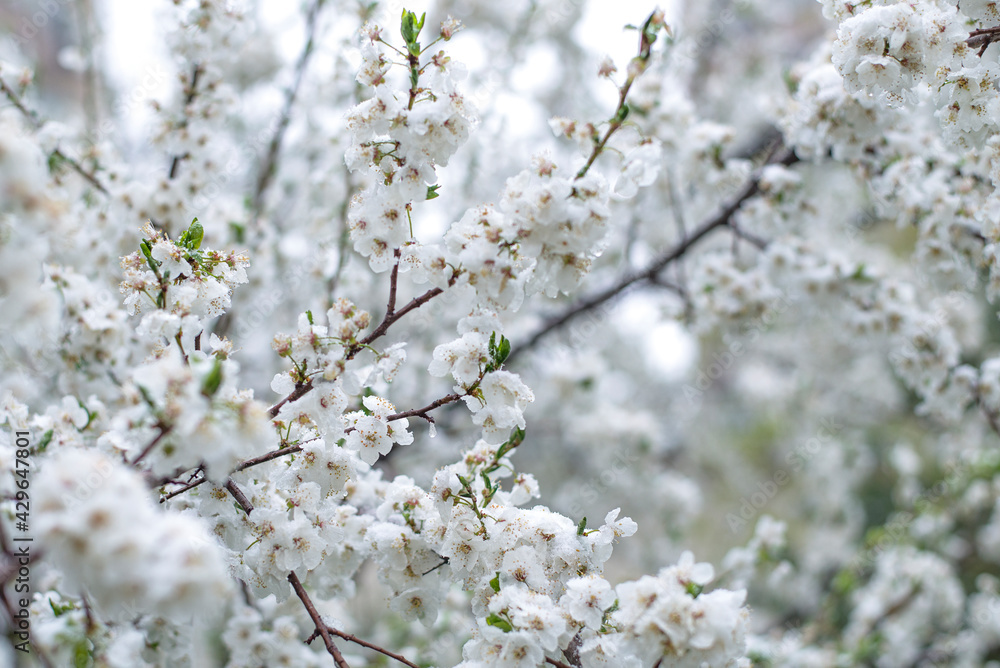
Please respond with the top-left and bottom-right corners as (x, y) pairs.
(485, 613), (512, 632)
(201, 358), (224, 397)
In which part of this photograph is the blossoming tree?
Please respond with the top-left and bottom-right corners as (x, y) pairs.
(4, 0), (1000, 665)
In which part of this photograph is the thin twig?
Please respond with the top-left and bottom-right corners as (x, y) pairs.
(252, 0), (325, 217)
(269, 380), (315, 419)
(575, 10), (662, 180)
(159, 474), (209, 502)
(288, 571), (351, 668)
(168, 63), (202, 180)
(355, 283), (443, 348)
(130, 425), (171, 466)
(312, 626), (422, 668)
(387, 392), (462, 423)
(160, 440), (322, 503)
(728, 220), (768, 249)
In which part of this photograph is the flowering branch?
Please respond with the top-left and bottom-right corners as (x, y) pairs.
(0, 76), (109, 195)
(575, 9), (667, 180)
(509, 143), (797, 362)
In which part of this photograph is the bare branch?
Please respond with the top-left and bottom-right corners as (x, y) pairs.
(289, 571), (351, 668)
(968, 25), (1000, 56)
(130, 425), (171, 467)
(312, 626), (422, 668)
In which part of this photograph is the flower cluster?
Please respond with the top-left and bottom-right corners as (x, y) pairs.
(119, 220), (248, 352)
(345, 16), (476, 272)
(35, 449), (232, 621)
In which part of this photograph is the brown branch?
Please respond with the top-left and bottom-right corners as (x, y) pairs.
(386, 251), (401, 318)
(168, 63), (202, 180)
(268, 379), (315, 419)
(546, 658), (575, 668)
(225, 479), (254, 514)
(160, 444), (309, 502)
(252, 0), (325, 218)
(0, 76), (109, 195)
(356, 284), (443, 348)
(968, 25), (1000, 56)
(236, 443), (306, 471)
(289, 571), (351, 668)
(387, 392), (463, 423)
(160, 435), (334, 502)
(130, 425), (171, 467)
(508, 144), (797, 363)
(159, 474), (208, 502)
(728, 220), (768, 249)
(311, 626), (421, 668)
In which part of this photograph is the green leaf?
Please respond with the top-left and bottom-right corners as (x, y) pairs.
(49, 599), (75, 617)
(201, 358), (224, 397)
(497, 336), (511, 365)
(47, 151), (67, 174)
(489, 572), (500, 593)
(229, 221), (246, 244)
(426, 184), (441, 200)
(306, 310), (314, 325)
(38, 429), (54, 452)
(849, 264), (873, 282)
(577, 517), (587, 535)
(73, 642), (91, 668)
(685, 582), (704, 598)
(486, 613), (512, 632)
(183, 217), (204, 250)
(400, 10), (425, 55)
(139, 239), (159, 272)
(615, 103), (630, 123)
